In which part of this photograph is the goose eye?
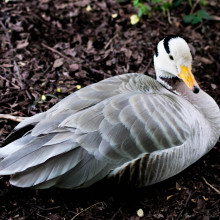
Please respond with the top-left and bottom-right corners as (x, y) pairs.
(169, 55), (174, 60)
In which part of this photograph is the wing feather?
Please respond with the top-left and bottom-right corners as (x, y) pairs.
(10, 147), (86, 187)
(0, 134), (79, 175)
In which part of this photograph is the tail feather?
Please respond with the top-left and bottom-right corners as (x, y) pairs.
(33, 154), (110, 189)
(0, 133), (55, 173)
(0, 132), (80, 175)
(0, 134), (33, 159)
(9, 147), (87, 188)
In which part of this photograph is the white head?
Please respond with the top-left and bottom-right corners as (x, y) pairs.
(154, 35), (200, 93)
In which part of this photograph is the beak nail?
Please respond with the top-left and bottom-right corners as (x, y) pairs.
(193, 85), (200, 94)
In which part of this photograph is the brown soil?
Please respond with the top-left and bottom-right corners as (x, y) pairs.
(0, 0), (220, 219)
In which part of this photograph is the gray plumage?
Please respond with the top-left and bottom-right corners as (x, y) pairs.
(0, 36), (220, 189)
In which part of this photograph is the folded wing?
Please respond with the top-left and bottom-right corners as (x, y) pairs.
(0, 74), (193, 188)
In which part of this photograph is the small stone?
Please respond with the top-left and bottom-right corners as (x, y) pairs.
(111, 13), (118, 19)
(41, 95), (46, 101)
(137, 208), (144, 217)
(56, 88), (61, 93)
(86, 5), (92, 12)
(76, 85), (82, 90)
(130, 14), (140, 25)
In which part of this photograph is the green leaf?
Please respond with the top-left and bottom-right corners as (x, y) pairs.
(183, 14), (194, 23)
(197, 10), (211, 20)
(151, 0), (162, 3)
(173, 0), (182, 7)
(200, 0), (207, 6)
(191, 16), (202, 24)
(183, 10), (211, 24)
(183, 14), (202, 24)
(133, 0), (140, 7)
(138, 8), (143, 17)
(162, 2), (172, 10)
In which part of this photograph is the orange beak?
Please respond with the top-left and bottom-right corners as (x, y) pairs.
(178, 65), (200, 93)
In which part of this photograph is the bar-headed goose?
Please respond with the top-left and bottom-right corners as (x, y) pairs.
(0, 36), (220, 189)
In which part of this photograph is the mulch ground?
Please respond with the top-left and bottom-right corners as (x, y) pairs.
(0, 0), (220, 219)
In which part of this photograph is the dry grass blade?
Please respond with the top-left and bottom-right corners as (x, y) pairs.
(71, 202), (106, 220)
(41, 43), (76, 64)
(202, 177), (220, 194)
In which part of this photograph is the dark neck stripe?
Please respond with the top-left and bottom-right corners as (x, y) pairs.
(163, 35), (179, 54)
(155, 45), (159, 57)
(159, 75), (181, 91)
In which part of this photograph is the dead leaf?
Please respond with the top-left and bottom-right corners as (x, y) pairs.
(176, 182), (182, 191)
(106, 60), (112, 66)
(40, 0), (50, 3)
(12, 23), (24, 32)
(18, 61), (26, 67)
(153, 213), (164, 218)
(211, 84), (217, 90)
(200, 57), (213, 65)
(53, 58), (64, 68)
(2, 63), (14, 68)
(97, 1), (107, 10)
(69, 63), (79, 71)
(74, 0), (90, 7)
(64, 48), (77, 57)
(121, 48), (132, 59)
(87, 40), (93, 51)
(16, 41), (29, 49)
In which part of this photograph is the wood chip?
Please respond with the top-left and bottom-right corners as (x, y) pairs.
(16, 41), (29, 49)
(53, 58), (64, 68)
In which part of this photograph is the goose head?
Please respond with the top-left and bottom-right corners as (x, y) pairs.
(154, 35), (200, 93)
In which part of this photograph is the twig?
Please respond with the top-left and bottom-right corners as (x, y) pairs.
(104, 34), (117, 50)
(89, 67), (111, 78)
(71, 202), (106, 220)
(0, 20), (12, 49)
(111, 207), (122, 220)
(0, 20), (24, 89)
(190, 0), (200, 14)
(0, 74), (20, 89)
(0, 114), (26, 122)
(167, 9), (172, 24)
(36, 205), (61, 211)
(177, 190), (197, 220)
(0, 97), (15, 104)
(202, 177), (220, 194)
(41, 43), (76, 64)
(212, 198), (220, 206)
(36, 214), (51, 220)
(141, 58), (152, 74)
(13, 59), (23, 86)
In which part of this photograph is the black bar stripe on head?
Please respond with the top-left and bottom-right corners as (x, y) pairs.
(163, 35), (179, 54)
